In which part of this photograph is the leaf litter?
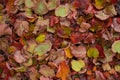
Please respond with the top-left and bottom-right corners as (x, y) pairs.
(0, 0), (120, 80)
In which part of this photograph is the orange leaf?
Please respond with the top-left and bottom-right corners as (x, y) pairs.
(56, 61), (69, 80)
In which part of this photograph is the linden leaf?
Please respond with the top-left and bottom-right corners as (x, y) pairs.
(56, 61), (69, 80)
(39, 65), (55, 77)
(55, 5), (70, 17)
(48, 0), (59, 10)
(34, 0), (48, 15)
(36, 34), (46, 43)
(87, 47), (99, 58)
(94, 0), (106, 9)
(71, 59), (85, 72)
(64, 47), (73, 58)
(25, 0), (34, 8)
(112, 40), (120, 53)
(95, 10), (110, 20)
(115, 65), (120, 73)
(34, 41), (52, 56)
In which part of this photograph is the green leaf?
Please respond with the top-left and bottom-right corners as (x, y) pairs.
(36, 34), (46, 43)
(112, 40), (120, 53)
(115, 65), (120, 73)
(0, 68), (3, 73)
(34, 41), (52, 56)
(25, 0), (34, 8)
(55, 5), (70, 17)
(87, 47), (99, 58)
(71, 59), (85, 72)
(34, 0), (48, 15)
(14, 66), (26, 72)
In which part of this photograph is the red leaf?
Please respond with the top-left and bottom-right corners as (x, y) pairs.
(50, 16), (59, 27)
(95, 44), (105, 58)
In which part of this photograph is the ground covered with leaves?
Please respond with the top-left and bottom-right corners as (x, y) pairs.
(0, 0), (120, 80)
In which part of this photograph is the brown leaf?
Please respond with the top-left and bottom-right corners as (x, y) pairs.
(56, 61), (69, 80)
(0, 23), (12, 36)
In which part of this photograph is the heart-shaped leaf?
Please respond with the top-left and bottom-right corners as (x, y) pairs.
(112, 40), (120, 53)
(71, 59), (85, 72)
(87, 47), (99, 58)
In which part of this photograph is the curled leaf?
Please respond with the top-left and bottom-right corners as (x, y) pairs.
(55, 5), (70, 17)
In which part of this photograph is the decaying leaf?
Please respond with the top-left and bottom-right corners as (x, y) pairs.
(39, 65), (55, 77)
(56, 61), (69, 80)
(14, 51), (26, 63)
(0, 23), (12, 36)
(70, 46), (86, 58)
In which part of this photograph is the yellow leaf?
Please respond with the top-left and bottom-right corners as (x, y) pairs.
(36, 34), (46, 43)
(56, 61), (69, 80)
(64, 47), (73, 58)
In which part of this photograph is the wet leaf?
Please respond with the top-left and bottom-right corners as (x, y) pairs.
(55, 5), (70, 17)
(87, 47), (99, 58)
(112, 40), (120, 53)
(39, 65), (55, 77)
(34, 41), (52, 56)
(71, 59), (85, 72)
(56, 61), (69, 80)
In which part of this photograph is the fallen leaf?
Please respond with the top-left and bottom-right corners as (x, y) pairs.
(34, 40), (52, 56)
(25, 0), (34, 8)
(36, 33), (46, 43)
(0, 23), (12, 36)
(115, 65), (120, 73)
(39, 65), (55, 77)
(94, 0), (106, 9)
(14, 51), (26, 63)
(55, 5), (70, 17)
(87, 47), (99, 58)
(111, 18), (120, 32)
(95, 10), (110, 20)
(112, 40), (120, 53)
(47, 0), (60, 10)
(71, 59), (85, 72)
(14, 19), (29, 37)
(33, 0), (48, 15)
(70, 46), (86, 59)
(56, 61), (69, 80)
(64, 47), (73, 58)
